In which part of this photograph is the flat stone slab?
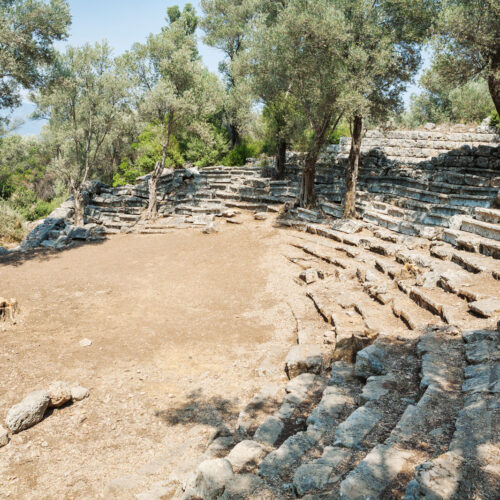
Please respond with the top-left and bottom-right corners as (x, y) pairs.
(285, 344), (322, 378)
(355, 343), (388, 378)
(331, 219), (364, 234)
(219, 473), (265, 499)
(462, 363), (500, 394)
(293, 463), (340, 496)
(469, 297), (500, 318)
(227, 440), (267, 471)
(253, 416), (284, 446)
(306, 389), (351, 432)
(360, 374), (396, 403)
(465, 340), (500, 365)
(258, 431), (317, 478)
(405, 451), (464, 500)
(340, 444), (413, 499)
(334, 406), (381, 449)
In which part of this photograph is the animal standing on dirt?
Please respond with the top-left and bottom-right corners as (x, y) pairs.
(0, 298), (18, 323)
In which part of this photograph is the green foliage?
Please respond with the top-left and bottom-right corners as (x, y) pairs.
(328, 121), (351, 145)
(491, 110), (500, 130)
(0, 0), (71, 123)
(0, 200), (25, 244)
(433, 0), (500, 115)
(402, 72), (494, 126)
(221, 139), (264, 166)
(33, 41), (132, 200)
(7, 187), (64, 221)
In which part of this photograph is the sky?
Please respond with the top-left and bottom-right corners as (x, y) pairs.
(11, 0), (429, 136)
(12, 0), (224, 135)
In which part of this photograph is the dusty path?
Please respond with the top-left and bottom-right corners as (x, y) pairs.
(0, 214), (303, 499)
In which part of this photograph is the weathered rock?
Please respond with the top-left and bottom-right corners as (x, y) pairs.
(331, 219), (363, 234)
(293, 463), (339, 496)
(79, 338), (92, 347)
(189, 459), (234, 500)
(202, 222), (218, 234)
(340, 444), (413, 499)
(71, 385), (90, 401)
(66, 225), (90, 240)
(48, 381), (72, 408)
(254, 212), (267, 220)
(218, 473), (265, 499)
(258, 431), (317, 478)
(285, 344), (322, 377)
(0, 425), (9, 447)
(405, 452), (464, 500)
(254, 416), (284, 446)
(360, 373), (396, 403)
(354, 343), (388, 378)
(334, 406), (381, 449)
(5, 390), (50, 433)
(468, 297), (500, 318)
(300, 268), (319, 284)
(227, 440), (267, 471)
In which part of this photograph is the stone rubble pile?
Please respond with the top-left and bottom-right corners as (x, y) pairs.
(172, 215), (499, 499)
(1, 382), (89, 448)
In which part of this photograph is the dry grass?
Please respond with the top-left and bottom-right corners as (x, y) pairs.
(0, 201), (26, 246)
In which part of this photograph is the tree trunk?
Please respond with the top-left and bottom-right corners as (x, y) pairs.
(488, 51), (500, 117)
(229, 124), (241, 149)
(73, 188), (84, 226)
(146, 113), (173, 219)
(343, 115), (364, 219)
(274, 139), (287, 180)
(298, 148), (319, 208)
(147, 161), (163, 219)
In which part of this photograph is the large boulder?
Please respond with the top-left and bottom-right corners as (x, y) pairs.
(185, 459), (234, 500)
(5, 390), (50, 433)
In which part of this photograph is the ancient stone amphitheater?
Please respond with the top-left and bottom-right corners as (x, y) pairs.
(16, 127), (500, 499)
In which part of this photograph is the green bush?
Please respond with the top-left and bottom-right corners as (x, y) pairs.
(0, 201), (26, 244)
(221, 140), (265, 166)
(491, 110), (500, 130)
(8, 187), (63, 221)
(328, 121), (351, 144)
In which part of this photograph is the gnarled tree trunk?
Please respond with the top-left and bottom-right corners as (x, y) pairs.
(72, 188), (84, 226)
(343, 115), (364, 219)
(229, 123), (241, 149)
(147, 160), (163, 218)
(274, 139), (287, 180)
(146, 112), (173, 219)
(298, 147), (320, 208)
(488, 50), (500, 116)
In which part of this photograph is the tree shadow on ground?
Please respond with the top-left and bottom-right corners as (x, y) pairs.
(0, 238), (107, 268)
(153, 389), (239, 429)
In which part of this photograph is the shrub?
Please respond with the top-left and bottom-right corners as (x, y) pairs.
(0, 201), (26, 244)
(491, 110), (500, 131)
(221, 140), (264, 166)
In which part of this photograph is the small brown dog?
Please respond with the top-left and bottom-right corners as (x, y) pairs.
(0, 297), (18, 322)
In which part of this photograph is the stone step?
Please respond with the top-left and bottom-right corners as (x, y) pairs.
(460, 217), (500, 242)
(340, 332), (464, 499)
(405, 327), (500, 499)
(474, 206), (500, 224)
(441, 228), (500, 260)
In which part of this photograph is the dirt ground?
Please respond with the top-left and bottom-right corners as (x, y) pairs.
(0, 214), (305, 499)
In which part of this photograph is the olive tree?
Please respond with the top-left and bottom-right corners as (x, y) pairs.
(33, 42), (132, 225)
(200, 0), (257, 148)
(124, 12), (223, 217)
(340, 0), (434, 218)
(0, 0), (71, 123)
(433, 0), (500, 116)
